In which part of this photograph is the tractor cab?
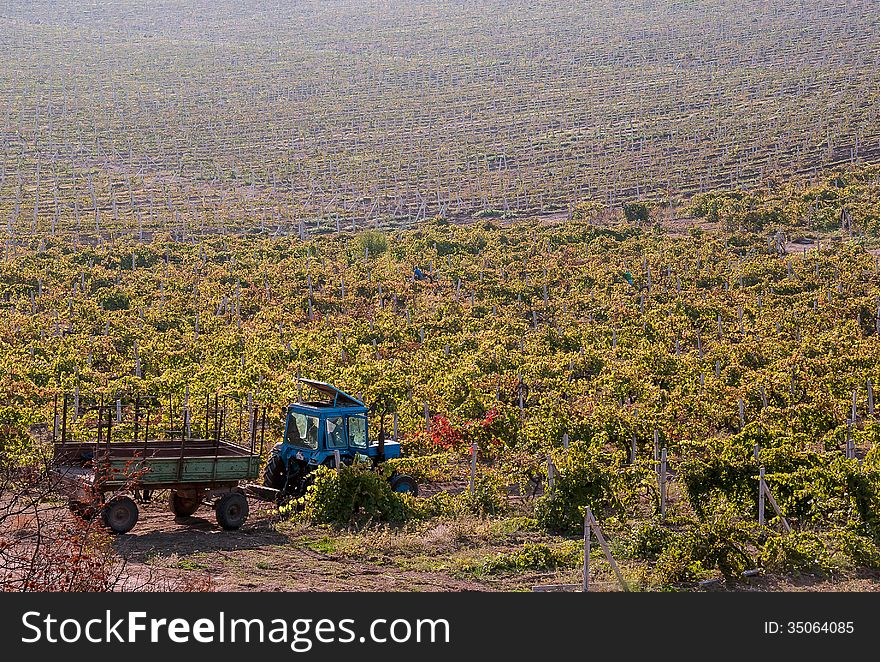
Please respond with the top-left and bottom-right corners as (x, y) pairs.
(277, 379), (401, 470)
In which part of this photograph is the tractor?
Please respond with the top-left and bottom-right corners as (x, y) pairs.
(261, 379), (418, 499)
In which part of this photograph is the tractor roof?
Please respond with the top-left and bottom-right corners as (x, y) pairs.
(297, 379), (366, 409)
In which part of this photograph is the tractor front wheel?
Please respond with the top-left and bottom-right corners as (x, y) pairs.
(215, 492), (249, 530)
(390, 473), (418, 497)
(102, 496), (139, 534)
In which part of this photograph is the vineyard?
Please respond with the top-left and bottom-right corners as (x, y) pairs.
(0, 0), (879, 237)
(2, 0), (880, 593)
(3, 162), (880, 590)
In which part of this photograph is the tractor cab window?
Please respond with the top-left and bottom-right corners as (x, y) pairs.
(288, 412), (319, 450)
(326, 416), (347, 449)
(347, 416), (367, 448)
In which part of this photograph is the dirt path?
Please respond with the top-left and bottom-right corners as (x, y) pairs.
(107, 498), (880, 593)
(113, 499), (494, 592)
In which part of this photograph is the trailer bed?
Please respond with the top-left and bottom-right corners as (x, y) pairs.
(52, 439), (261, 493)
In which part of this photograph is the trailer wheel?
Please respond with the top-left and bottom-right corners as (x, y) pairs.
(102, 496), (139, 534)
(390, 473), (419, 497)
(215, 492), (249, 530)
(169, 490), (202, 517)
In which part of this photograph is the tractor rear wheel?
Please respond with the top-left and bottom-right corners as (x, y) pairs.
(390, 473), (418, 497)
(215, 492), (249, 530)
(169, 490), (202, 517)
(102, 496), (139, 534)
(262, 452), (285, 490)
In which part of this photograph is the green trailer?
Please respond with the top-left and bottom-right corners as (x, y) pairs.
(50, 395), (269, 534)
(53, 439), (263, 533)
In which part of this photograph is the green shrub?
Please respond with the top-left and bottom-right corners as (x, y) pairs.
(99, 288), (130, 311)
(287, 464), (409, 524)
(622, 202), (650, 224)
(679, 422), (880, 533)
(762, 452), (879, 532)
(356, 230), (388, 257)
(652, 514), (755, 584)
(622, 521), (676, 561)
(535, 442), (641, 534)
(826, 529), (880, 569)
(461, 473), (508, 517)
(653, 543), (710, 584)
(0, 407), (35, 468)
(478, 542), (581, 574)
(679, 450), (757, 520)
(759, 532), (835, 575)
(385, 452), (456, 483)
(572, 200), (605, 221)
(678, 425), (778, 519)
(405, 475), (508, 521)
(406, 491), (459, 520)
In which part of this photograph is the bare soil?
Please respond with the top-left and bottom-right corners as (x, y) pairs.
(108, 496), (880, 593)
(112, 498), (494, 592)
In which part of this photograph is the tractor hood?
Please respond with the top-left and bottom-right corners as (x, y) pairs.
(298, 379), (365, 408)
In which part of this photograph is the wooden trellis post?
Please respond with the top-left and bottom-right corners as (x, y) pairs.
(518, 375), (525, 418)
(758, 467), (765, 526)
(847, 389), (857, 459)
(653, 429), (659, 469)
(660, 447), (667, 518)
(469, 441), (478, 494)
(52, 395), (59, 442)
(582, 508), (629, 592)
(758, 467), (792, 533)
(583, 512), (590, 592)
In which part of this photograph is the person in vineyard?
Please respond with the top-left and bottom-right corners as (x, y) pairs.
(413, 266), (434, 284)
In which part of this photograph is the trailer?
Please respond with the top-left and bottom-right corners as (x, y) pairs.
(50, 394), (266, 534)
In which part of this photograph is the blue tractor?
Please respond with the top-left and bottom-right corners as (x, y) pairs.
(262, 379), (418, 498)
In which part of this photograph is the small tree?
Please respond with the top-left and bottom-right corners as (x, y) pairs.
(622, 202), (650, 224)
